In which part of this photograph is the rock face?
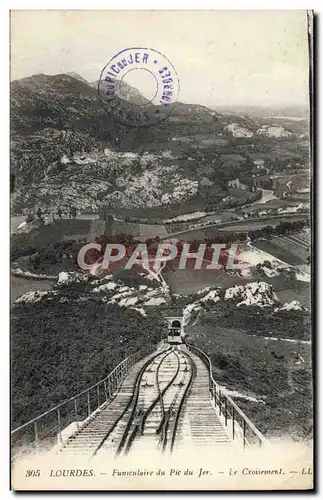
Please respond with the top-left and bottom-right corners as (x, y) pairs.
(256, 125), (292, 138)
(182, 281), (280, 327)
(15, 290), (56, 304)
(10, 73), (207, 213)
(15, 270), (172, 317)
(11, 73), (308, 215)
(224, 281), (278, 307)
(274, 300), (308, 312)
(225, 123), (254, 138)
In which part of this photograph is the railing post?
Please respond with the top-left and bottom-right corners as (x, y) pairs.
(11, 351), (153, 457)
(97, 385), (100, 408)
(87, 390), (91, 417)
(224, 398), (228, 426)
(243, 420), (246, 449)
(34, 421), (39, 453)
(57, 408), (62, 444)
(74, 398), (79, 430)
(185, 343), (266, 450)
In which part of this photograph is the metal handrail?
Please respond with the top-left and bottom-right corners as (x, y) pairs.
(11, 348), (153, 456)
(186, 342), (268, 447)
(12, 355), (135, 434)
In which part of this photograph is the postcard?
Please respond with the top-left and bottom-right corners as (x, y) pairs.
(10, 9), (313, 491)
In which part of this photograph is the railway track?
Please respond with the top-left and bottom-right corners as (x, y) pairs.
(95, 347), (196, 457)
(13, 333), (266, 459)
(60, 344), (234, 457)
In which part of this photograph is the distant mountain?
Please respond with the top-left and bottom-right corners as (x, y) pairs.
(214, 104), (309, 119)
(91, 78), (149, 107)
(11, 73), (118, 137)
(10, 72), (308, 215)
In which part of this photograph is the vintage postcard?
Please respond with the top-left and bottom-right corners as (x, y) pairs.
(10, 10), (313, 491)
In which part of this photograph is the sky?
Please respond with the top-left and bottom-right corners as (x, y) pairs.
(10, 10), (310, 108)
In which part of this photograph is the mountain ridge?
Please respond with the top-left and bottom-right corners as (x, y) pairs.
(10, 72), (308, 215)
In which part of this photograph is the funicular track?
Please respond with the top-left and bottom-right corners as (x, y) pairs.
(93, 346), (197, 457)
(12, 340), (268, 459)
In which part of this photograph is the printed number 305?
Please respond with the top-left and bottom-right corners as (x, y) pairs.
(25, 470), (40, 478)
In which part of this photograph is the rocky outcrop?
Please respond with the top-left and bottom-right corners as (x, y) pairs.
(182, 281), (280, 327)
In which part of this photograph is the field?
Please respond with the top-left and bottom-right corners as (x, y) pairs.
(218, 220), (282, 232)
(164, 268), (251, 295)
(202, 211), (238, 223)
(273, 172), (310, 198)
(253, 232), (310, 266)
(218, 216), (310, 233)
(164, 213), (310, 240)
(11, 276), (54, 303)
(287, 193), (311, 203)
(242, 199), (303, 214)
(11, 216), (168, 255)
(276, 284), (311, 310)
(110, 196), (209, 221)
(186, 321), (312, 439)
(170, 134), (229, 147)
(112, 220), (167, 238)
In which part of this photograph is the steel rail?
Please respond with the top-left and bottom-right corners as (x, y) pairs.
(92, 348), (171, 457)
(159, 350), (188, 450)
(156, 351), (183, 440)
(123, 349), (175, 454)
(117, 349), (174, 456)
(138, 350), (181, 437)
(170, 349), (196, 452)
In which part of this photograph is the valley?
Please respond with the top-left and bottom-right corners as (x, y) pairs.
(10, 71), (312, 442)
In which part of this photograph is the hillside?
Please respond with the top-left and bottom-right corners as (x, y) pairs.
(12, 271), (311, 438)
(182, 282), (312, 440)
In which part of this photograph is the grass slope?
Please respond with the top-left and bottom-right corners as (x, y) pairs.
(186, 309), (312, 440)
(11, 293), (167, 428)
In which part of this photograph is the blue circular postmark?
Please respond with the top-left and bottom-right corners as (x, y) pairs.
(98, 47), (180, 127)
